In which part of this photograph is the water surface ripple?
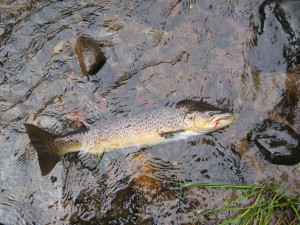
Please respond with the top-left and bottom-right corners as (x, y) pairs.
(0, 0), (299, 224)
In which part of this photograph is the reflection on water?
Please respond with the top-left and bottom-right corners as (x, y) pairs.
(0, 0), (299, 224)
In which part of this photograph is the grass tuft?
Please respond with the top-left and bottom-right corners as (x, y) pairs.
(147, 175), (300, 225)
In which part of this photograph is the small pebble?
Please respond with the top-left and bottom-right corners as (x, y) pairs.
(54, 40), (64, 53)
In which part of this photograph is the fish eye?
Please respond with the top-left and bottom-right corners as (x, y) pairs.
(208, 111), (220, 117)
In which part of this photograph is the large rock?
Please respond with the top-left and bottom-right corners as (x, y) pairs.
(76, 36), (106, 76)
(248, 119), (300, 165)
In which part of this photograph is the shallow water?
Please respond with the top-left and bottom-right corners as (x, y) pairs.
(0, 0), (299, 224)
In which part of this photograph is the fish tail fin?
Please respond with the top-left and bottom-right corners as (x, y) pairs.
(24, 123), (61, 176)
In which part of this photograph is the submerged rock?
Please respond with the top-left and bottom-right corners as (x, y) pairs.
(76, 36), (106, 76)
(248, 119), (300, 165)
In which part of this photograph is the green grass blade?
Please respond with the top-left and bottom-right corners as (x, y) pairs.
(150, 175), (300, 225)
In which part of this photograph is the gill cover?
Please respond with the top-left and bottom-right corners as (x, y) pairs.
(176, 100), (232, 132)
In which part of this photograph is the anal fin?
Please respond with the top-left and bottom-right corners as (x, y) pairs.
(77, 151), (104, 171)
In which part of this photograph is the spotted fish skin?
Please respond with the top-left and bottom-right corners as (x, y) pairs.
(81, 107), (188, 154)
(24, 100), (237, 175)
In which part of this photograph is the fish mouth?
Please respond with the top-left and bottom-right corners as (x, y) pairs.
(212, 113), (237, 126)
(219, 114), (235, 121)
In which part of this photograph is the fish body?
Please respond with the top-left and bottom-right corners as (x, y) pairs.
(24, 100), (237, 175)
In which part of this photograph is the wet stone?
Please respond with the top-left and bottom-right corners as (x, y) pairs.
(248, 119), (300, 165)
(0, 27), (4, 36)
(76, 36), (106, 76)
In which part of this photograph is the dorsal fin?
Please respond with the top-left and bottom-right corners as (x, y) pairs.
(176, 100), (221, 112)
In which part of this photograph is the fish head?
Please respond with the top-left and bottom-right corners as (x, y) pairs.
(183, 107), (237, 134)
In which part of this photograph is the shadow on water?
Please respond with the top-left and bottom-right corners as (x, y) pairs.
(0, 0), (299, 224)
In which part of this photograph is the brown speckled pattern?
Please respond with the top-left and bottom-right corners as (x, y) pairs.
(52, 104), (235, 156)
(100, 108), (186, 137)
(53, 133), (83, 155)
(81, 107), (188, 154)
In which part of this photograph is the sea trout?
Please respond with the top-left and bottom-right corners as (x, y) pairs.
(24, 100), (237, 175)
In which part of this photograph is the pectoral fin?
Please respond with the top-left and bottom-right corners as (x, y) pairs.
(159, 130), (187, 139)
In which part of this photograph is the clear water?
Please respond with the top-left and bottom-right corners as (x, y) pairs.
(0, 0), (299, 224)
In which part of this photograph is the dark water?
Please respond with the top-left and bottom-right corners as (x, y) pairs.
(0, 0), (299, 224)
